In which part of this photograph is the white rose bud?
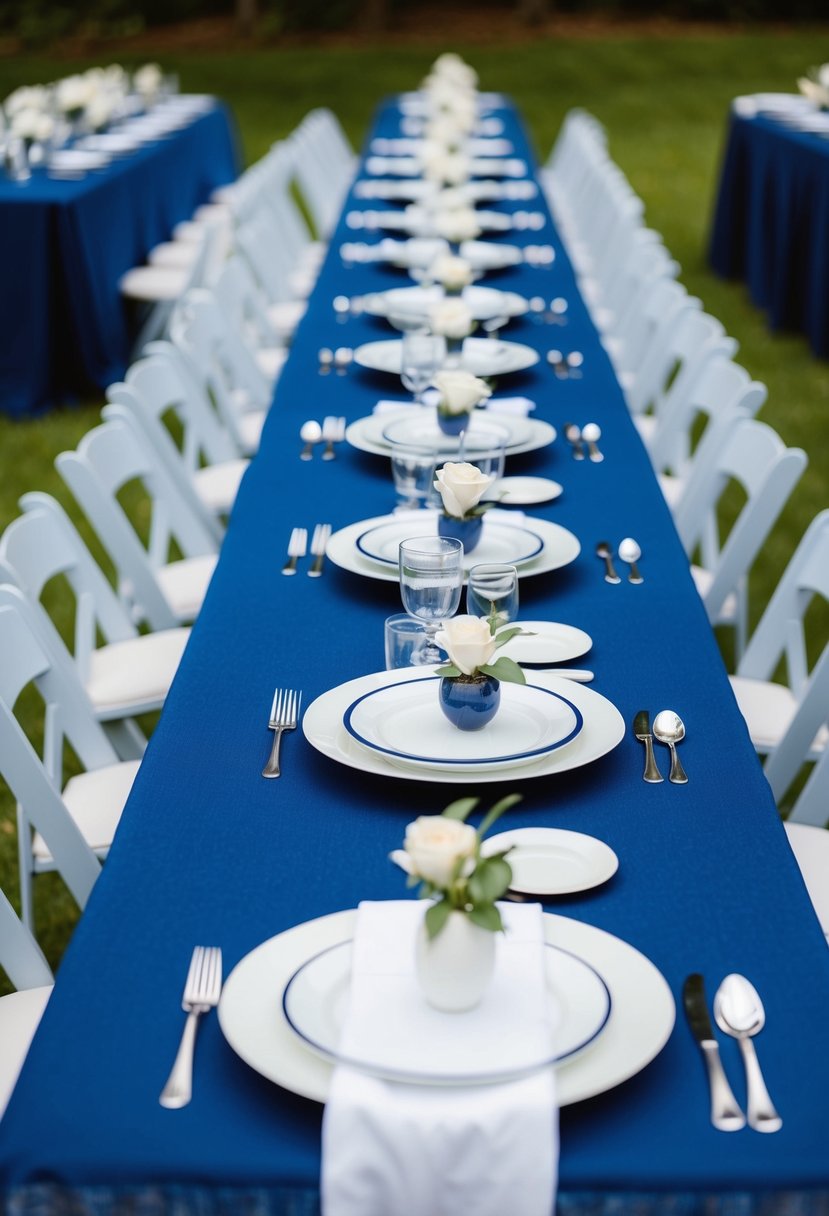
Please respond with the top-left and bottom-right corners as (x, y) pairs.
(432, 369), (491, 413)
(403, 815), (478, 888)
(435, 614), (497, 677)
(428, 252), (474, 292)
(434, 460), (496, 518)
(422, 149), (471, 186)
(434, 207), (481, 244)
(430, 298), (474, 340)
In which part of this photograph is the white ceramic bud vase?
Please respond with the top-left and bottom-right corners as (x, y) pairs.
(415, 908), (496, 1012)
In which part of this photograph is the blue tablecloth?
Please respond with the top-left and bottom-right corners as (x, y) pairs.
(0, 102), (239, 418)
(1, 97), (828, 1215)
(709, 108), (829, 357)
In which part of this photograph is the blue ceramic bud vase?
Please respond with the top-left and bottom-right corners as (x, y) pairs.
(436, 408), (471, 437)
(437, 512), (482, 552)
(439, 674), (501, 731)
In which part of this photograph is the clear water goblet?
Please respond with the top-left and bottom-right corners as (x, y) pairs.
(400, 330), (446, 406)
(390, 442), (440, 512)
(398, 535), (464, 666)
(466, 563), (519, 633)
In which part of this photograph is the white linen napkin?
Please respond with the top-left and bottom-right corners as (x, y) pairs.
(321, 900), (558, 1216)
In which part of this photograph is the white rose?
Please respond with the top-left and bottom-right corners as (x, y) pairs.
(86, 94), (113, 132)
(134, 63), (163, 99)
(422, 149), (471, 186)
(435, 614), (497, 677)
(428, 253), (473, 292)
(432, 369), (491, 413)
(818, 63), (829, 90)
(11, 108), (51, 141)
(430, 298), (474, 339)
(57, 75), (95, 114)
(5, 85), (49, 117)
(399, 815), (477, 888)
(434, 460), (496, 517)
(434, 207), (481, 243)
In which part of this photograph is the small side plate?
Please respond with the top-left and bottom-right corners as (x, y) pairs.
(482, 828), (619, 895)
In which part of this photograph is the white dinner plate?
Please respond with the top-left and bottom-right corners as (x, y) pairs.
(281, 939), (608, 1084)
(482, 828), (619, 895)
(364, 156), (528, 178)
(353, 336), (539, 378)
(460, 239), (525, 270)
(381, 407), (537, 452)
(370, 136), (515, 157)
(302, 667), (624, 785)
(346, 410), (555, 458)
(363, 284), (528, 322)
(326, 512), (580, 584)
(351, 208), (514, 237)
(496, 620), (592, 665)
(48, 149), (109, 171)
(79, 133), (142, 154)
(355, 518), (544, 568)
(344, 678), (583, 772)
(487, 476), (563, 505)
(218, 909), (675, 1106)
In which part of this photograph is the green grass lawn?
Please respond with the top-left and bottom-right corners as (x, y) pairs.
(1, 31), (828, 983)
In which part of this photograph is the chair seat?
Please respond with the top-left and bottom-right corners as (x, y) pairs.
(33, 759), (141, 861)
(690, 564), (738, 624)
(120, 264), (188, 303)
(231, 407), (267, 455)
(156, 554), (218, 622)
(784, 823), (829, 934)
(85, 628), (191, 717)
(149, 241), (199, 270)
(256, 346), (289, 384)
(193, 459), (249, 514)
(657, 471), (683, 510)
(0, 986), (53, 1118)
(266, 300), (307, 342)
(632, 414), (657, 444)
(729, 675), (829, 755)
(172, 220), (205, 244)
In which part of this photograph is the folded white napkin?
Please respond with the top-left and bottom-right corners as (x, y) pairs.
(373, 396), (535, 417)
(322, 900), (558, 1216)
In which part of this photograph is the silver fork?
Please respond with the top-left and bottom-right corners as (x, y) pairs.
(308, 523), (332, 577)
(159, 946), (222, 1109)
(262, 687), (302, 778)
(281, 527), (307, 575)
(322, 416), (346, 460)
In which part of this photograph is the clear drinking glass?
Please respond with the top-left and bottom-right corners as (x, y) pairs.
(400, 331), (446, 405)
(459, 422), (508, 482)
(390, 442), (440, 511)
(466, 563), (519, 633)
(399, 535), (464, 665)
(384, 613), (434, 669)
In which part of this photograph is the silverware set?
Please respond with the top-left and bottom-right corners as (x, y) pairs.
(564, 422), (603, 461)
(632, 708), (688, 783)
(160, 946), (222, 1109)
(547, 350), (583, 378)
(528, 296), (568, 325)
(595, 538), (643, 584)
(299, 417), (345, 458)
(319, 348), (353, 375)
(282, 524), (332, 576)
(683, 972), (781, 1133)
(262, 686), (303, 778)
(521, 244), (556, 266)
(333, 294), (365, 321)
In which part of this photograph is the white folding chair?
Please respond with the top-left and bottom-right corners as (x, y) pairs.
(0, 585), (136, 931)
(784, 801), (829, 939)
(0, 491), (190, 758)
(0, 887), (53, 1118)
(674, 416), (807, 659)
(168, 288), (271, 457)
(731, 510), (829, 804)
(290, 109), (355, 239)
(56, 416), (219, 631)
(211, 256), (292, 380)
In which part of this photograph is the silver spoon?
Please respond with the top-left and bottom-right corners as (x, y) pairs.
(564, 422), (584, 460)
(299, 419), (322, 460)
(581, 422), (604, 463)
(334, 346), (353, 375)
(714, 974), (782, 1133)
(318, 347), (334, 375)
(547, 349), (567, 377)
(618, 536), (643, 583)
(652, 710), (688, 784)
(595, 540), (621, 584)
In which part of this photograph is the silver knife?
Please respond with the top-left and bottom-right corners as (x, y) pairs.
(633, 710), (664, 783)
(683, 973), (745, 1131)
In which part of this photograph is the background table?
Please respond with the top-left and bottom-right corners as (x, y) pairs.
(0, 101), (239, 419)
(1, 97), (828, 1215)
(709, 107), (829, 358)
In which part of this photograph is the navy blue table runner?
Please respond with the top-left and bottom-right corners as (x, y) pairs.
(1, 98), (827, 1214)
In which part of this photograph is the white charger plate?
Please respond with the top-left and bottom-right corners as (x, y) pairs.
(354, 209), (514, 237)
(218, 909), (675, 1106)
(356, 519), (544, 568)
(488, 476), (563, 505)
(370, 137), (515, 157)
(496, 620), (592, 665)
(381, 407), (536, 452)
(364, 284), (528, 322)
(344, 678), (583, 772)
(482, 828), (619, 895)
(346, 410), (555, 458)
(281, 939), (608, 1084)
(302, 667), (623, 785)
(364, 156), (528, 178)
(354, 336), (539, 378)
(326, 512), (580, 584)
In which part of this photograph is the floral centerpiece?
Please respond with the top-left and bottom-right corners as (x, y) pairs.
(431, 368), (490, 435)
(391, 792), (521, 1010)
(433, 205), (482, 245)
(434, 614), (526, 730)
(798, 64), (829, 109)
(433, 457), (494, 551)
(427, 251), (475, 296)
(429, 298), (475, 365)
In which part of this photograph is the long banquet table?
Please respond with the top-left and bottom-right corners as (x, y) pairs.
(1, 94), (829, 1215)
(708, 104), (829, 358)
(0, 100), (238, 418)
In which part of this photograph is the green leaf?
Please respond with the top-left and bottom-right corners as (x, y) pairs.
(468, 856), (512, 903)
(441, 796), (479, 822)
(467, 903), (504, 933)
(478, 656), (527, 684)
(492, 626), (525, 648)
(477, 792), (523, 838)
(434, 663), (461, 677)
(425, 898), (452, 939)
(466, 502), (493, 518)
